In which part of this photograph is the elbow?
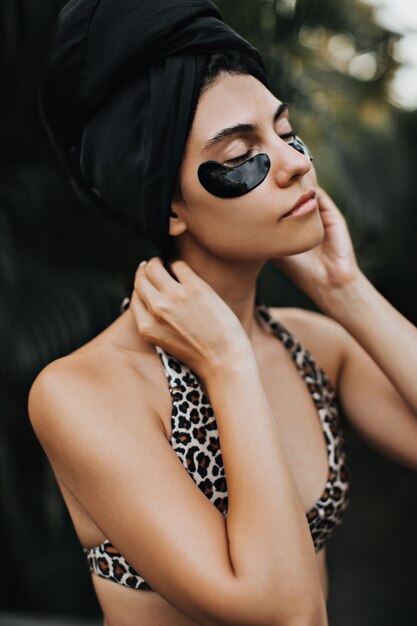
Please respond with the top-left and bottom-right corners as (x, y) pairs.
(201, 606), (327, 626)
(200, 584), (327, 626)
(284, 605), (328, 626)
(274, 589), (328, 626)
(269, 593), (328, 626)
(257, 606), (326, 626)
(250, 582), (328, 626)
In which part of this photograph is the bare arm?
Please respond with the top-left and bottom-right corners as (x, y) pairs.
(271, 186), (417, 471)
(28, 258), (327, 626)
(210, 360), (328, 625)
(277, 305), (417, 470)
(322, 272), (417, 415)
(316, 273), (417, 470)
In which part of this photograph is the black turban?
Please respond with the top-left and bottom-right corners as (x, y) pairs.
(39, 0), (270, 254)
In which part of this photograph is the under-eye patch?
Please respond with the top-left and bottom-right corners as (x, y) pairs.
(197, 134), (313, 199)
(288, 134), (314, 161)
(198, 153), (271, 199)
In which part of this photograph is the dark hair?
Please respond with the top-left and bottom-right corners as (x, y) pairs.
(199, 49), (270, 96)
(123, 49), (270, 296)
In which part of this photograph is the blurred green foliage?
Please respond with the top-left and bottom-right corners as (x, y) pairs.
(216, 0), (417, 312)
(1, 0), (416, 623)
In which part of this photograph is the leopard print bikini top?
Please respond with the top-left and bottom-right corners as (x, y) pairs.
(83, 297), (351, 591)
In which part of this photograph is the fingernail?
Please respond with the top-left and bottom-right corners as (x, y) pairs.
(139, 260), (147, 268)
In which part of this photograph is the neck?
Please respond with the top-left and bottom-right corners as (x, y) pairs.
(169, 246), (266, 340)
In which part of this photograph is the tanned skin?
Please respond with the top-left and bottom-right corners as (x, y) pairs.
(28, 73), (417, 626)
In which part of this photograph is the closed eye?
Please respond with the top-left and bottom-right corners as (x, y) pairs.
(225, 150), (254, 166)
(280, 131), (297, 140)
(225, 131), (298, 166)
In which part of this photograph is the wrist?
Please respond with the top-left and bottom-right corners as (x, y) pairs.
(201, 344), (258, 388)
(315, 270), (373, 323)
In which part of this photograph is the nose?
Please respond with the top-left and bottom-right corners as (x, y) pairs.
(269, 135), (312, 187)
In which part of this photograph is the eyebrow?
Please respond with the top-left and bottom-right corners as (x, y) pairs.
(201, 102), (289, 153)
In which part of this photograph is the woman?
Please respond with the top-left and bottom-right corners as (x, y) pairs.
(28, 1), (417, 625)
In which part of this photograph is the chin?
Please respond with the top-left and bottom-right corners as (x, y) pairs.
(270, 214), (324, 258)
(305, 213), (325, 244)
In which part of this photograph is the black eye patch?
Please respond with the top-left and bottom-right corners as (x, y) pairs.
(198, 153), (271, 199)
(197, 135), (313, 199)
(288, 135), (314, 161)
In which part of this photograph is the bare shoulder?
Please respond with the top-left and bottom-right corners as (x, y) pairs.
(269, 306), (348, 344)
(268, 306), (349, 390)
(27, 334), (250, 624)
(27, 340), (166, 458)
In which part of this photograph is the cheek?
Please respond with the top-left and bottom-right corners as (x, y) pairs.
(182, 179), (277, 257)
(179, 157), (319, 258)
(182, 161), (284, 232)
(187, 190), (254, 235)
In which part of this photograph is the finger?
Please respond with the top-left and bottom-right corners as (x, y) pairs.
(316, 187), (329, 207)
(317, 187), (338, 212)
(169, 259), (207, 288)
(143, 256), (181, 292)
(134, 267), (166, 313)
(129, 290), (155, 337)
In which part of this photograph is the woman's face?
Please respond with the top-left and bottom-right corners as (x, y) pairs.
(171, 72), (324, 261)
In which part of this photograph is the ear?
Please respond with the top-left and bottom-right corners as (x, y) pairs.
(169, 186), (188, 237)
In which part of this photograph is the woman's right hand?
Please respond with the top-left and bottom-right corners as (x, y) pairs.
(129, 257), (253, 380)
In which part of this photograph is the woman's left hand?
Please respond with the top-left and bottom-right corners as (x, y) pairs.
(271, 186), (362, 304)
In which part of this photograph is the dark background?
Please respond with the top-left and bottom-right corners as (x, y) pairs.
(1, 0), (416, 624)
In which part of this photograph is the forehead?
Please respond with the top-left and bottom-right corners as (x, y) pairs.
(190, 73), (281, 147)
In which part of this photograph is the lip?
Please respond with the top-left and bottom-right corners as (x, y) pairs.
(280, 190), (317, 220)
